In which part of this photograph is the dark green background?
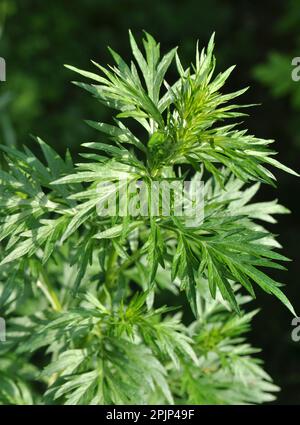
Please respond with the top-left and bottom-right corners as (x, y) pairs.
(0, 0), (299, 404)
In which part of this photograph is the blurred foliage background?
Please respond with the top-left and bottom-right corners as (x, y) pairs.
(0, 0), (299, 404)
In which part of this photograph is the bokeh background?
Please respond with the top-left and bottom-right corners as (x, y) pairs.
(0, 0), (299, 404)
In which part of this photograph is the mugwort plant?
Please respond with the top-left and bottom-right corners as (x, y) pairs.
(0, 32), (298, 405)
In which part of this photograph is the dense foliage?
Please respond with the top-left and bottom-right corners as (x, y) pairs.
(0, 32), (298, 404)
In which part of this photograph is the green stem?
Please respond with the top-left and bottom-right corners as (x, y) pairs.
(37, 269), (62, 312)
(104, 246), (118, 289)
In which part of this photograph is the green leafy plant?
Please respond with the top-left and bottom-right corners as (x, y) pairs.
(0, 31), (298, 405)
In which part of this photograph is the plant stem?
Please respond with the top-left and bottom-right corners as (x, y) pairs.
(37, 269), (62, 312)
(104, 246), (118, 289)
